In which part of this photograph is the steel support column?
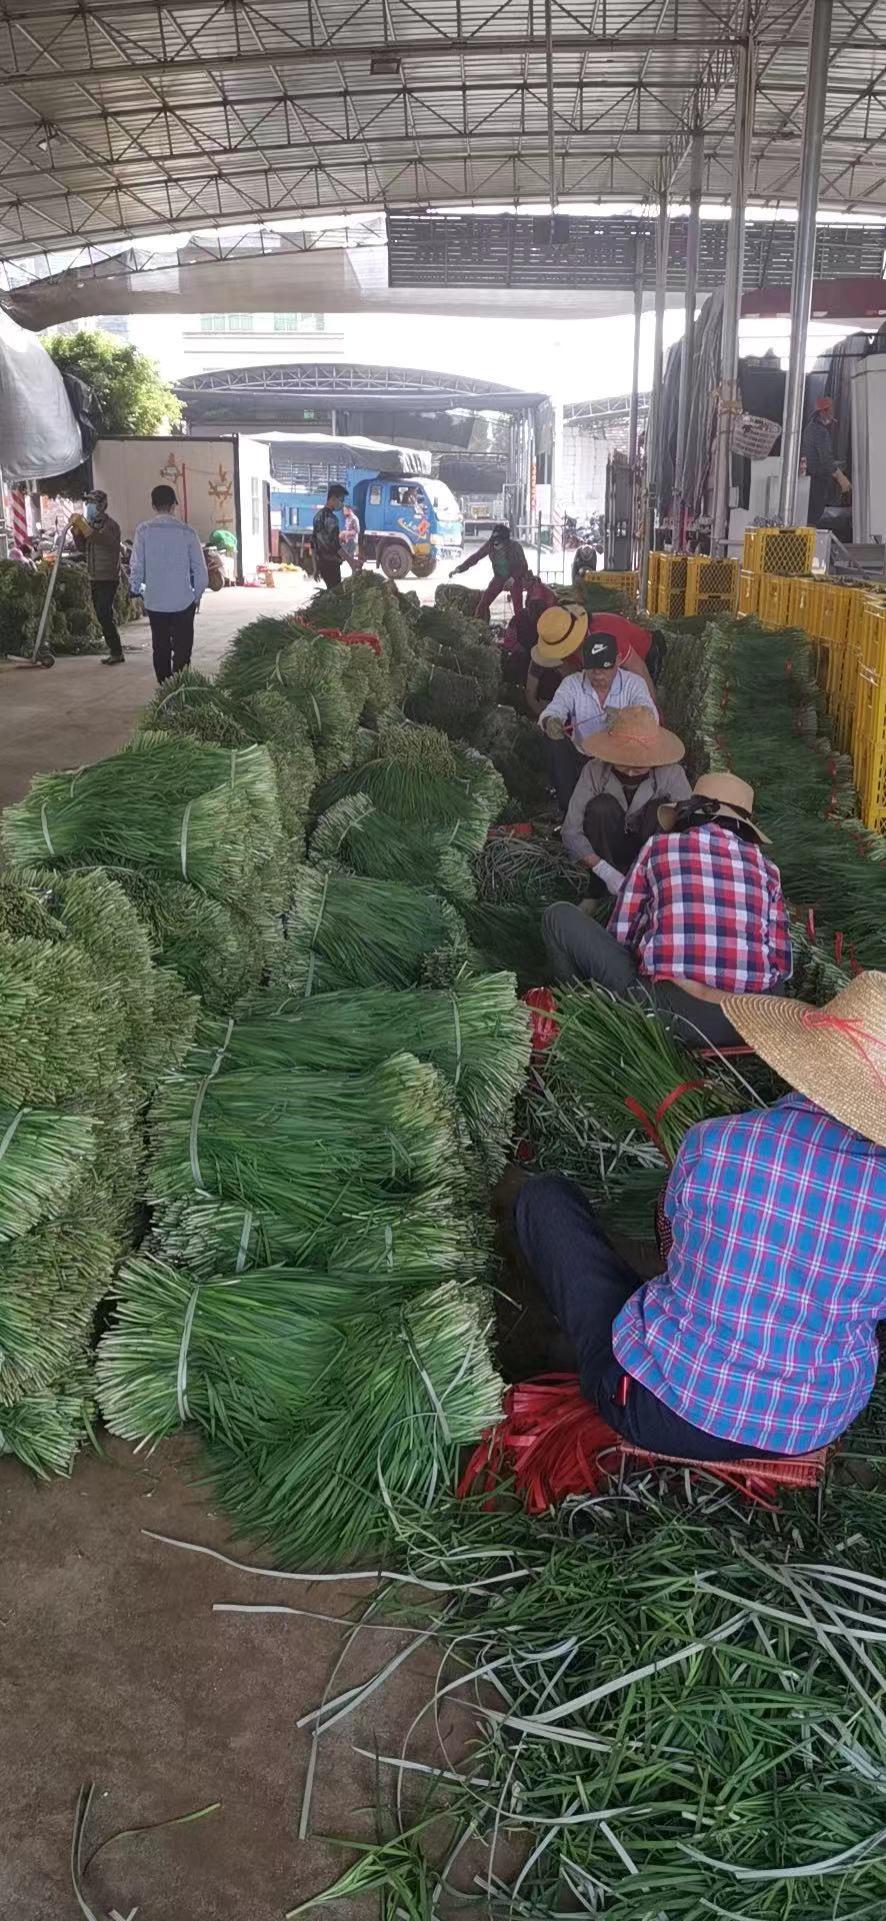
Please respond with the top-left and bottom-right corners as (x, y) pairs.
(711, 33), (755, 552)
(777, 0), (832, 523)
(673, 125), (703, 546)
(544, 0), (558, 213)
(639, 190), (669, 604)
(628, 233), (646, 567)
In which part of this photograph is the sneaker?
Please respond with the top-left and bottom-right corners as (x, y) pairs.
(101, 654), (125, 665)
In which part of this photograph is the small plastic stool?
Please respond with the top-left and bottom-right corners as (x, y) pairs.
(612, 1441), (830, 1510)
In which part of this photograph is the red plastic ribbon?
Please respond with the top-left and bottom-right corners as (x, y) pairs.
(342, 628), (382, 656)
(522, 987), (559, 1052)
(457, 1375), (622, 1513)
(624, 1079), (706, 1164)
(800, 1006), (886, 1087)
(487, 822), (533, 839)
(806, 907), (816, 940)
(834, 930), (844, 966)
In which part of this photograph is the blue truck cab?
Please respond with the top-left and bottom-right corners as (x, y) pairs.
(271, 466), (463, 580)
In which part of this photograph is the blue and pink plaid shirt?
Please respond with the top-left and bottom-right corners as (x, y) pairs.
(611, 823), (792, 993)
(613, 1094), (886, 1453)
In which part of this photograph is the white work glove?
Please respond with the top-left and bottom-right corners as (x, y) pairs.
(595, 860), (626, 896)
(542, 716), (566, 740)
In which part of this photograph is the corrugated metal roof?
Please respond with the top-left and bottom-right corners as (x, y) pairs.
(1, 0), (886, 260)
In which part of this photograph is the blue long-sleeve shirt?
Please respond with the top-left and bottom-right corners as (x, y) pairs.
(129, 513), (210, 612)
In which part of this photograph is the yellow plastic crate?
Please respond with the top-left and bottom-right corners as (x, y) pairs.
(596, 570), (638, 606)
(738, 570), (759, 616)
(758, 574), (791, 629)
(790, 575), (826, 640)
(742, 525), (817, 577)
(646, 551), (661, 612)
(851, 602), (886, 831)
(654, 553), (687, 619)
(684, 555), (739, 617)
(819, 583), (854, 645)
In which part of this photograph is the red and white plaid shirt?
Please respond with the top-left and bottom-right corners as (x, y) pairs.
(611, 823), (792, 992)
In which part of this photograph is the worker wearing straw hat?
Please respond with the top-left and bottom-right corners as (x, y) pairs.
(534, 612), (657, 812)
(515, 971), (886, 1459)
(561, 706), (691, 896)
(544, 771), (792, 1049)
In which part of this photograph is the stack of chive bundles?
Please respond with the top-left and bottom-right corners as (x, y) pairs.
(2, 735), (288, 1011)
(304, 571), (419, 708)
(99, 1031), (504, 1562)
(279, 865), (470, 993)
(309, 792), (476, 902)
(138, 668), (318, 854)
(0, 870), (197, 1477)
(406, 603), (502, 740)
(216, 616), (374, 777)
(526, 985), (746, 1240)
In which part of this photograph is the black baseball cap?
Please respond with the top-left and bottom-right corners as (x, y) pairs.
(581, 631), (618, 670)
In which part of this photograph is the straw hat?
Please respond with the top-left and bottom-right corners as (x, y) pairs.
(582, 705), (684, 768)
(721, 972), (886, 1148)
(531, 602), (589, 665)
(658, 771), (770, 844)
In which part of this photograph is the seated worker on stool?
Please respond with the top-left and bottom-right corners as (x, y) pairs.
(535, 611), (657, 813)
(451, 523), (530, 622)
(544, 772), (792, 1049)
(562, 707), (691, 897)
(514, 972), (886, 1462)
(526, 607), (657, 717)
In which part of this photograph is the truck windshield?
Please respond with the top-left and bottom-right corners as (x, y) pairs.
(424, 482), (461, 519)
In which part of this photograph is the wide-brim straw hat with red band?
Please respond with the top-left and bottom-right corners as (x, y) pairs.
(531, 602), (589, 665)
(721, 971), (886, 1149)
(581, 704), (684, 768)
(658, 771), (770, 844)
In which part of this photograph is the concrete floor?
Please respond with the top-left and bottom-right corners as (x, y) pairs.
(0, 1434), (447, 1921)
(0, 581), (312, 812)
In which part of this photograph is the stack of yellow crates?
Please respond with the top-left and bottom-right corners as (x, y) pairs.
(852, 598), (886, 832)
(653, 554), (688, 619)
(742, 526), (816, 578)
(757, 575), (792, 630)
(685, 555), (739, 617)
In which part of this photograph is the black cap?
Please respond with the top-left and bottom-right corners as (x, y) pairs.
(581, 631), (618, 670)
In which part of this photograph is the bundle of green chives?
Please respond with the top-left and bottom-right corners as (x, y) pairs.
(152, 1181), (482, 1282)
(139, 669), (254, 748)
(281, 866), (470, 994)
(217, 621), (362, 777)
(372, 715), (463, 778)
(97, 1255), (355, 1446)
(0, 1203), (115, 1400)
(0, 1107), (95, 1242)
(475, 834), (592, 909)
(206, 1281), (503, 1565)
(309, 793), (476, 902)
(112, 870), (274, 1015)
(460, 899), (551, 990)
(0, 872), (60, 941)
(310, 757), (496, 855)
(0, 937), (119, 1106)
(2, 735), (285, 914)
(0, 1376), (94, 1479)
(546, 984), (739, 1162)
(197, 973), (530, 1161)
(434, 580), (484, 620)
(406, 657), (494, 739)
(148, 1051), (466, 1226)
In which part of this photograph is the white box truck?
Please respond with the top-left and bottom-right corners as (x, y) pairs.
(91, 434), (271, 582)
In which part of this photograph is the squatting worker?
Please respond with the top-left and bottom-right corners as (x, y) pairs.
(544, 772), (792, 1049)
(562, 707), (691, 897)
(451, 523), (530, 622)
(129, 484), (209, 686)
(75, 488), (124, 666)
(526, 606), (658, 719)
(535, 609), (657, 812)
(801, 395), (851, 528)
(513, 973), (886, 1461)
(312, 482), (347, 589)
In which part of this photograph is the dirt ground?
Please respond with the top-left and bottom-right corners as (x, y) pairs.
(0, 1433), (457, 1921)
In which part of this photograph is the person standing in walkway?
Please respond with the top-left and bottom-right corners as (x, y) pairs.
(129, 484), (209, 685)
(451, 523), (530, 621)
(311, 483), (347, 589)
(76, 488), (125, 666)
(801, 395), (851, 528)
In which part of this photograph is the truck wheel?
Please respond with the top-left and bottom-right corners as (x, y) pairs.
(411, 553), (437, 579)
(379, 542), (411, 581)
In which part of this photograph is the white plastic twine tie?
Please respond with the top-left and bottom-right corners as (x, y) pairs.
(176, 1286), (201, 1421)
(384, 1224), (394, 1269)
(0, 1106), (28, 1166)
(179, 800), (194, 880)
(188, 1019), (235, 1189)
(310, 693), (322, 732)
(236, 1208), (254, 1273)
(40, 803), (55, 857)
(304, 872), (330, 999)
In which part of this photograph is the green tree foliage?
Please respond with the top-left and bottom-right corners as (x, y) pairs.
(44, 328), (182, 436)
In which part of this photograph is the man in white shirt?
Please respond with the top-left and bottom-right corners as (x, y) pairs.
(129, 484), (210, 684)
(538, 625), (657, 811)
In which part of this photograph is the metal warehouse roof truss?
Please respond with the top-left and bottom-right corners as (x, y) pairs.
(2, 0), (886, 261)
